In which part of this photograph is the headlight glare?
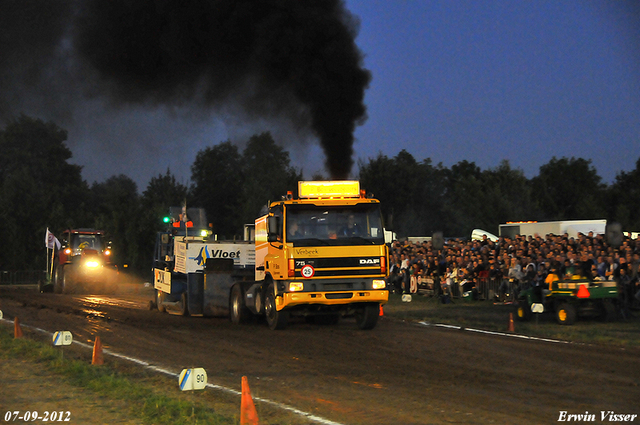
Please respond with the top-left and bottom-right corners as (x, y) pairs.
(289, 282), (304, 292)
(372, 279), (386, 289)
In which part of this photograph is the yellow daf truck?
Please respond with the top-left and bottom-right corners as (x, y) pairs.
(238, 180), (389, 329)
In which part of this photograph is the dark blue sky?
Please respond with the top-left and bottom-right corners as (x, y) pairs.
(3, 1), (638, 188)
(344, 0), (640, 184)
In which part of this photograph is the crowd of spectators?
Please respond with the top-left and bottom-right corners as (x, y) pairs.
(387, 232), (640, 312)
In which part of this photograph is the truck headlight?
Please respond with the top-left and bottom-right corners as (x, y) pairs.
(289, 282), (304, 292)
(372, 279), (386, 289)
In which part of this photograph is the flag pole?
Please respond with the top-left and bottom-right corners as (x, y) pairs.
(45, 228), (50, 283)
(50, 246), (56, 283)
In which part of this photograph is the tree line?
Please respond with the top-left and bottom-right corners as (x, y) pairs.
(1, 114), (639, 273)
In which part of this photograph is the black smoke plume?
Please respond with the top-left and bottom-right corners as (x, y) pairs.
(0, 0), (370, 179)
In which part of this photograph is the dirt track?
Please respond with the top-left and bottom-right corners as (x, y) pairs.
(1, 285), (639, 425)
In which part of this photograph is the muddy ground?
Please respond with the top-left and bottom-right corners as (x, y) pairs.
(1, 285), (639, 425)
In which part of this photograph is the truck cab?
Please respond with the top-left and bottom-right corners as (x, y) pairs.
(247, 181), (389, 329)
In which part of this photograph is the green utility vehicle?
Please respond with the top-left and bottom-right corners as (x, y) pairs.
(515, 279), (618, 325)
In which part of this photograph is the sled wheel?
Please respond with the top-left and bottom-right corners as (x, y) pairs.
(178, 292), (189, 316)
(156, 290), (166, 313)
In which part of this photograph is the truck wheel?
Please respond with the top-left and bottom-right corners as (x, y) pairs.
(355, 303), (379, 330)
(265, 284), (288, 330)
(156, 290), (166, 313)
(515, 300), (532, 322)
(555, 302), (576, 325)
(599, 300), (617, 322)
(230, 285), (249, 324)
(178, 292), (189, 316)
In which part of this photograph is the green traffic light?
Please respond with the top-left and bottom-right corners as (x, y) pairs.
(163, 216), (170, 223)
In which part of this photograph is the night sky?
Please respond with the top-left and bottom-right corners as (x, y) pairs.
(1, 1), (638, 188)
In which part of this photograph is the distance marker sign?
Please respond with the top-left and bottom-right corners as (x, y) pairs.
(179, 368), (207, 391)
(53, 331), (73, 346)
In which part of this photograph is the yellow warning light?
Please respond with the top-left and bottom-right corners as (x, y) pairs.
(298, 181), (360, 199)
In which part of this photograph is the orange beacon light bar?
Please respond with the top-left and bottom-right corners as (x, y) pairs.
(298, 181), (360, 199)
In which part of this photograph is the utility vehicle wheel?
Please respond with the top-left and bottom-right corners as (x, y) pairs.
(230, 284), (250, 324)
(555, 302), (576, 325)
(355, 303), (379, 330)
(178, 292), (189, 316)
(265, 284), (288, 330)
(515, 300), (532, 322)
(156, 290), (166, 313)
(599, 299), (617, 322)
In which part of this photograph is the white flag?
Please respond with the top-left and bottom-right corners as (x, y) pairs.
(45, 228), (61, 250)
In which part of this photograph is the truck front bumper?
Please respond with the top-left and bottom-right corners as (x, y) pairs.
(277, 289), (388, 310)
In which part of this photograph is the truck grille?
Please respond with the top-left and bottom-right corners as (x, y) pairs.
(294, 256), (382, 278)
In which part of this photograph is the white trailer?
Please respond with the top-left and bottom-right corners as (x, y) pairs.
(499, 220), (607, 239)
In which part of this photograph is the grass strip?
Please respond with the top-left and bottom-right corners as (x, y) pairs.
(0, 326), (236, 425)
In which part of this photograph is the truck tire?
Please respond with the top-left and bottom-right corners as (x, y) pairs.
(156, 290), (166, 313)
(355, 303), (379, 330)
(515, 300), (532, 322)
(555, 302), (576, 325)
(230, 284), (250, 324)
(265, 284), (288, 330)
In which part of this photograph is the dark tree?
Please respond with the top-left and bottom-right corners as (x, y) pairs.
(608, 157), (640, 231)
(90, 175), (140, 268)
(190, 141), (244, 238)
(0, 115), (88, 270)
(531, 157), (606, 220)
(241, 132), (301, 222)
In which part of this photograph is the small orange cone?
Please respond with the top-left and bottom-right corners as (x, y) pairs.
(508, 313), (515, 332)
(379, 305), (384, 316)
(240, 376), (259, 425)
(14, 317), (23, 338)
(92, 336), (104, 365)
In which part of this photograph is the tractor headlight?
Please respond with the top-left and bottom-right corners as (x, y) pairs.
(372, 279), (386, 290)
(85, 260), (100, 268)
(289, 282), (304, 292)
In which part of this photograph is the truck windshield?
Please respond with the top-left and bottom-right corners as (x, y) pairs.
(285, 204), (384, 246)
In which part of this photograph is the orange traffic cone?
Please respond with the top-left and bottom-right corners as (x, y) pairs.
(240, 376), (259, 425)
(508, 313), (515, 332)
(379, 305), (384, 316)
(92, 336), (104, 365)
(14, 317), (23, 338)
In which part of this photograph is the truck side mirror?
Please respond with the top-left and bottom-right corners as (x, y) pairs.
(267, 215), (281, 242)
